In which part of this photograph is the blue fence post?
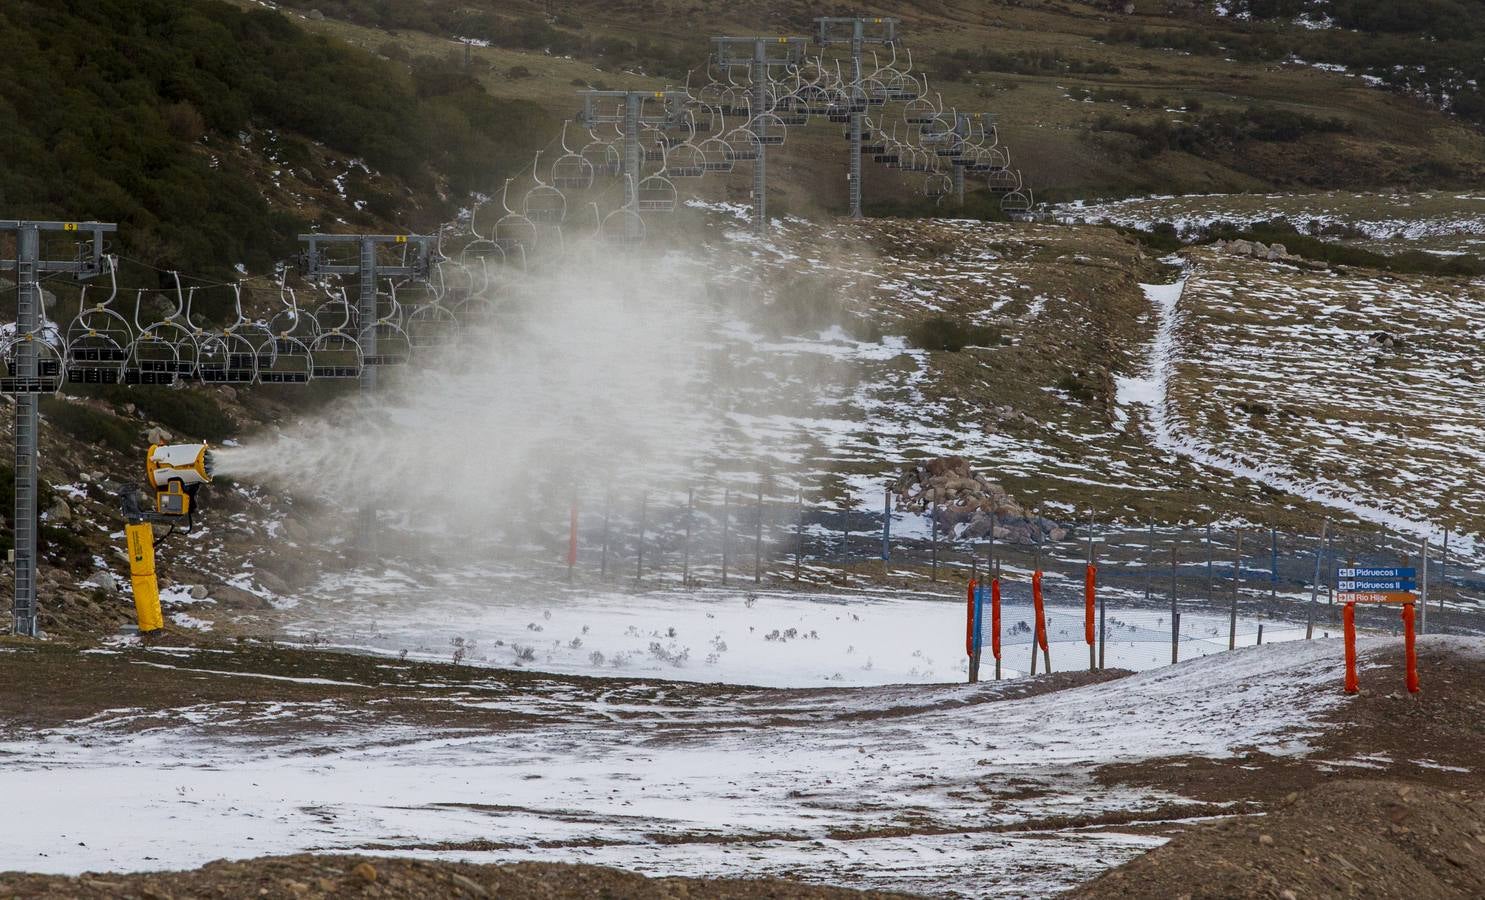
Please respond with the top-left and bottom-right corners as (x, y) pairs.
(881, 483), (891, 563)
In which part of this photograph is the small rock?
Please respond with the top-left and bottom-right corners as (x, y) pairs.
(351, 862), (377, 883)
(1258, 833), (1274, 846)
(189, 584), (210, 601)
(1280, 891), (1298, 900)
(88, 572), (119, 593)
(145, 426), (173, 446)
(448, 873), (489, 897)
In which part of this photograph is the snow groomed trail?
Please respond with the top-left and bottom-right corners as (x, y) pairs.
(1123, 273), (1457, 549)
(0, 638), (1357, 897)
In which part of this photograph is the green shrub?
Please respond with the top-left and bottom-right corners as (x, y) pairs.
(906, 317), (1004, 352)
(40, 398), (137, 454)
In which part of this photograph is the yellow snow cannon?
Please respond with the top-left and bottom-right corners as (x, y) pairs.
(121, 443), (215, 634)
(144, 442), (214, 518)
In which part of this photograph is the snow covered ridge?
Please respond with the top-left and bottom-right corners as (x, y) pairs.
(0, 638), (1368, 894)
(1163, 252), (1484, 552)
(1053, 191), (1485, 254)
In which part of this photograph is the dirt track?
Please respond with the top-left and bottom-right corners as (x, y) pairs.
(0, 637), (1480, 898)
(0, 855), (922, 899)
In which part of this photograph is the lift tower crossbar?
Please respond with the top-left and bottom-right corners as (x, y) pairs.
(711, 37), (808, 235)
(0, 220), (116, 636)
(577, 90), (689, 232)
(815, 17), (899, 219)
(298, 233), (433, 389)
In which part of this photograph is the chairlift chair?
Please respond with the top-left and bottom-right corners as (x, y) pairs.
(492, 180), (539, 256)
(524, 153), (568, 226)
(552, 123), (596, 190)
(636, 173), (678, 212)
(364, 318), (412, 368)
(987, 166), (1020, 193)
(308, 330), (364, 379)
(1001, 182), (1033, 217)
(406, 302), (461, 355)
(0, 329), (66, 394)
(665, 140), (706, 178)
(725, 126), (761, 162)
(699, 135), (736, 173)
(749, 112), (787, 146)
(903, 97), (937, 125)
(598, 202), (647, 245)
(580, 136), (623, 178)
(64, 267), (132, 385)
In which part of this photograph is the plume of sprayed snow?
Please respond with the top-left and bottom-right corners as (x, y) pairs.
(213, 250), (745, 536)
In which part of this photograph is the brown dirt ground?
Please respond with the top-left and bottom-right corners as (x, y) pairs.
(0, 855), (923, 899)
(1071, 640), (1485, 899)
(1069, 780), (1485, 900)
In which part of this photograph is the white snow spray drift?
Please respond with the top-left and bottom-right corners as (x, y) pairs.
(211, 247), (808, 538)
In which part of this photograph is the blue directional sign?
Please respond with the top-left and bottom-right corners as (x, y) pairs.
(1338, 579), (1416, 592)
(1338, 567), (1415, 579)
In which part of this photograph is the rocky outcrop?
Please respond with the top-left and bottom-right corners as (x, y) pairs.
(892, 456), (1067, 545)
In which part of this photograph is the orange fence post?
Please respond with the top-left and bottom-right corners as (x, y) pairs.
(991, 572), (1002, 680)
(1402, 602), (1420, 694)
(1084, 564), (1097, 647)
(1032, 569), (1050, 673)
(1342, 602), (1358, 694)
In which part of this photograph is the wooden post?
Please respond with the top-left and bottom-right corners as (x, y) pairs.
(754, 481), (763, 584)
(1145, 519), (1154, 601)
(841, 492), (851, 567)
(722, 487), (730, 587)
(1270, 525), (1279, 600)
(1205, 522), (1214, 603)
(1257, 623), (1264, 645)
(567, 497), (578, 584)
(683, 487), (693, 585)
(930, 502), (938, 582)
(635, 491), (646, 583)
(1171, 543), (1179, 664)
(881, 483), (891, 572)
(794, 489), (804, 582)
(1419, 536), (1430, 635)
(1441, 528), (1450, 584)
(1307, 520), (1327, 640)
(1324, 529), (1334, 605)
(600, 491), (611, 579)
(1230, 528), (1242, 648)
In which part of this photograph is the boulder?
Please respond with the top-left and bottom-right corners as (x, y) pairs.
(189, 584), (210, 601)
(43, 497), (71, 523)
(1267, 242), (1288, 260)
(1228, 240), (1253, 257)
(145, 425), (173, 445)
(1249, 241), (1269, 258)
(87, 571), (118, 593)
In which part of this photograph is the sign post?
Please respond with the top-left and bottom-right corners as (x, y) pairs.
(1335, 567), (1420, 694)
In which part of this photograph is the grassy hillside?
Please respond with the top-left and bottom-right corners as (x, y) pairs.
(263, 0), (1485, 208)
(0, 0), (549, 277)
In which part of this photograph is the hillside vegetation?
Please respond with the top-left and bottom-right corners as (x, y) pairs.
(266, 0), (1485, 208)
(0, 0), (548, 276)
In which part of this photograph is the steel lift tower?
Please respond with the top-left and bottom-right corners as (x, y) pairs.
(815, 17), (899, 219)
(711, 36), (809, 235)
(300, 232), (433, 555)
(576, 90), (689, 240)
(1, 220), (115, 636)
(299, 233), (434, 392)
